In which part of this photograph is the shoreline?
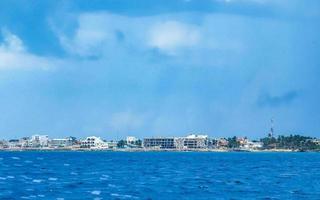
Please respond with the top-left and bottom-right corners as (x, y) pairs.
(0, 148), (319, 153)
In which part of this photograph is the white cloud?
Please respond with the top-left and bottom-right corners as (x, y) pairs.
(0, 29), (56, 70)
(54, 13), (204, 57)
(147, 21), (200, 55)
(0, 29), (25, 53)
(52, 12), (250, 66)
(54, 13), (135, 57)
(57, 14), (114, 57)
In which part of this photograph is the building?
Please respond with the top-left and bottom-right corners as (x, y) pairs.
(143, 137), (175, 149)
(237, 137), (249, 146)
(49, 137), (77, 148)
(242, 141), (263, 150)
(8, 139), (20, 149)
(216, 138), (229, 148)
(80, 136), (107, 149)
(30, 135), (49, 148)
(126, 136), (138, 144)
(143, 134), (209, 150)
(175, 134), (209, 150)
(0, 140), (8, 149)
(312, 139), (320, 145)
(19, 137), (31, 148)
(106, 141), (117, 149)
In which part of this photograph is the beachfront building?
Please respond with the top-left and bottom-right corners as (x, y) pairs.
(30, 135), (49, 148)
(126, 136), (138, 144)
(8, 139), (20, 149)
(80, 136), (107, 149)
(175, 134), (209, 150)
(312, 139), (320, 145)
(0, 140), (8, 149)
(216, 138), (229, 148)
(106, 141), (117, 149)
(19, 137), (31, 148)
(242, 141), (263, 150)
(143, 134), (209, 150)
(237, 137), (249, 146)
(49, 137), (78, 148)
(143, 137), (175, 149)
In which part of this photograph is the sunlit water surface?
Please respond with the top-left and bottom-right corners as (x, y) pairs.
(0, 151), (320, 199)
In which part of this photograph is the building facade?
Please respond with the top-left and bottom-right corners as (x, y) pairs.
(175, 134), (209, 150)
(143, 137), (175, 149)
(80, 136), (107, 149)
(126, 136), (138, 144)
(143, 135), (209, 150)
(30, 135), (49, 148)
(49, 137), (77, 148)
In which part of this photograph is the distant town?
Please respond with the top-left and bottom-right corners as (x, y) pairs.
(1, 132), (320, 152)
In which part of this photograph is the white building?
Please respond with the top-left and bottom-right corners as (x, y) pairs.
(106, 141), (117, 149)
(19, 137), (31, 148)
(242, 141), (263, 150)
(126, 136), (138, 144)
(49, 137), (77, 148)
(175, 134), (208, 149)
(80, 136), (107, 149)
(8, 139), (20, 149)
(0, 140), (8, 149)
(30, 135), (49, 148)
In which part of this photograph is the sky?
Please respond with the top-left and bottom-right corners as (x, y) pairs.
(0, 0), (319, 140)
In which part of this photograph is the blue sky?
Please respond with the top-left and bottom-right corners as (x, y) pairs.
(0, 0), (319, 139)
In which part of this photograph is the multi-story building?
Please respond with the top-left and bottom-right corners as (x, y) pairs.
(49, 137), (77, 148)
(126, 136), (138, 144)
(143, 137), (175, 149)
(80, 136), (107, 149)
(8, 139), (20, 149)
(19, 137), (31, 148)
(216, 138), (229, 148)
(0, 140), (8, 149)
(143, 134), (209, 150)
(175, 134), (209, 150)
(30, 135), (49, 148)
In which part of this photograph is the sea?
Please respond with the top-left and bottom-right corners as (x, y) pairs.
(0, 151), (320, 200)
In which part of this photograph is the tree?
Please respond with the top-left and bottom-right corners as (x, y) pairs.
(117, 140), (127, 148)
(227, 136), (240, 149)
(134, 139), (142, 147)
(260, 134), (320, 150)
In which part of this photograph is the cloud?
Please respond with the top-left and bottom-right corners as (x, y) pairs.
(52, 11), (246, 65)
(147, 21), (200, 55)
(0, 29), (25, 53)
(0, 28), (56, 70)
(53, 13), (135, 58)
(257, 91), (299, 107)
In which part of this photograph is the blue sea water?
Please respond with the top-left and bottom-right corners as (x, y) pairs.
(0, 152), (320, 200)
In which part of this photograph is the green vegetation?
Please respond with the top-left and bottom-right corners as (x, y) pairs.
(260, 135), (320, 151)
(117, 139), (142, 148)
(134, 139), (142, 147)
(227, 136), (240, 149)
(117, 140), (126, 148)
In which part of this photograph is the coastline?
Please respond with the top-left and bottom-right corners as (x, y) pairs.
(0, 148), (318, 153)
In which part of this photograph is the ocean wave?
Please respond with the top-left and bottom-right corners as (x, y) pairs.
(91, 190), (101, 195)
(32, 179), (43, 183)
